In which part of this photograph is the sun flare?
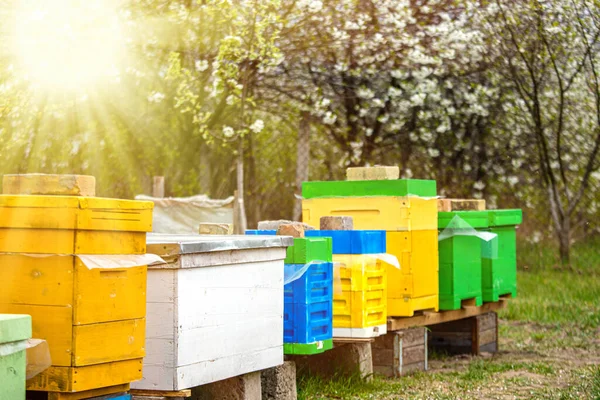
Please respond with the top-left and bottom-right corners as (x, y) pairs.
(9, 0), (125, 91)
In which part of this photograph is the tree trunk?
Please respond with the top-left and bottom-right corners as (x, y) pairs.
(293, 113), (310, 221)
(558, 218), (571, 265)
(235, 137), (247, 234)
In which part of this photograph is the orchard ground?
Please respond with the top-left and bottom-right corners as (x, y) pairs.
(298, 239), (600, 399)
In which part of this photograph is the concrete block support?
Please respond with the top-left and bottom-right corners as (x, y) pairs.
(192, 372), (262, 400)
(428, 312), (499, 355)
(261, 361), (297, 400)
(290, 342), (373, 380)
(372, 327), (427, 377)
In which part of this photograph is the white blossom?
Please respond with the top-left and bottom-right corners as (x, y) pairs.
(249, 119), (265, 133)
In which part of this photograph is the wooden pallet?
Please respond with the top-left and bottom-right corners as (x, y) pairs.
(130, 389), (191, 399)
(333, 337), (375, 345)
(387, 296), (510, 331)
(27, 384), (129, 400)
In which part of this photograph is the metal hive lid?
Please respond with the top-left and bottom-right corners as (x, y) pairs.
(146, 233), (294, 256)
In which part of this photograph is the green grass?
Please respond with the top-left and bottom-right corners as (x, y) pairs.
(298, 239), (600, 399)
(517, 235), (600, 272)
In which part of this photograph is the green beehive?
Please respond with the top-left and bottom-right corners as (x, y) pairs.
(438, 211), (490, 310)
(481, 209), (522, 302)
(0, 314), (31, 400)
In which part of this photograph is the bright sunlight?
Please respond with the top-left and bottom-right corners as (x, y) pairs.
(9, 0), (124, 91)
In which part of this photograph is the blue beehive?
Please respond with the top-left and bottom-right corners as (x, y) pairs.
(246, 230), (334, 355)
(305, 230), (386, 254)
(284, 298), (333, 344)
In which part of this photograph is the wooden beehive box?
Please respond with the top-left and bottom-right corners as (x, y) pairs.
(133, 234), (293, 391)
(0, 176), (154, 393)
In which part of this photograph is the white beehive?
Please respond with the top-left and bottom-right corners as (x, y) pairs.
(132, 234), (292, 391)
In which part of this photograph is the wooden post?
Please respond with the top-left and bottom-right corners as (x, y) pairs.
(153, 176), (165, 198)
(293, 112), (310, 222)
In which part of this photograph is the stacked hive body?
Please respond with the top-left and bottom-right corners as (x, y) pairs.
(306, 230), (388, 338)
(0, 176), (153, 394)
(135, 234), (292, 390)
(482, 210), (522, 301)
(283, 237), (334, 355)
(302, 177), (439, 317)
(437, 211), (489, 310)
(0, 314), (31, 400)
(246, 230), (334, 355)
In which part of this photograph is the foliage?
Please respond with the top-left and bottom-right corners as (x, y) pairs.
(0, 0), (598, 246)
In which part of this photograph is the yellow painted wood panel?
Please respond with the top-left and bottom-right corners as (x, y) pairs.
(73, 261), (146, 325)
(0, 195), (80, 209)
(333, 290), (386, 328)
(72, 318), (145, 366)
(302, 196), (437, 231)
(0, 196), (152, 232)
(386, 231), (438, 316)
(0, 228), (75, 253)
(27, 359), (143, 392)
(74, 231), (146, 254)
(0, 207), (76, 229)
(333, 254), (386, 292)
(46, 384), (129, 400)
(76, 209), (152, 233)
(0, 303), (72, 366)
(0, 255), (73, 306)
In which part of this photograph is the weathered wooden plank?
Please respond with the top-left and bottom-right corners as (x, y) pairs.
(401, 328), (426, 348)
(387, 300), (507, 331)
(403, 344), (426, 365)
(479, 328), (497, 346)
(130, 389), (191, 398)
(2, 174), (95, 197)
(478, 312), (497, 332)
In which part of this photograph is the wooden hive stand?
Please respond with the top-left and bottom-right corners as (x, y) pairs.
(374, 296), (509, 376)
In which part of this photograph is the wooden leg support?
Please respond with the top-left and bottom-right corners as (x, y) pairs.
(428, 312), (499, 356)
(372, 328), (428, 377)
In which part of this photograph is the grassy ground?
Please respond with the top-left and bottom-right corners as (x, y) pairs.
(298, 239), (600, 399)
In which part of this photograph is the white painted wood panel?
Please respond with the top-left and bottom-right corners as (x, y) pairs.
(145, 302), (175, 339)
(143, 337), (175, 367)
(177, 248), (287, 268)
(133, 363), (175, 390)
(145, 268), (176, 303)
(176, 287), (282, 331)
(176, 345), (283, 389)
(177, 315), (282, 366)
(177, 260), (282, 288)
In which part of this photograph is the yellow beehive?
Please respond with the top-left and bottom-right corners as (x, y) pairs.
(0, 187), (153, 393)
(302, 196), (439, 317)
(386, 231), (439, 316)
(332, 254), (387, 337)
(302, 196), (437, 231)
